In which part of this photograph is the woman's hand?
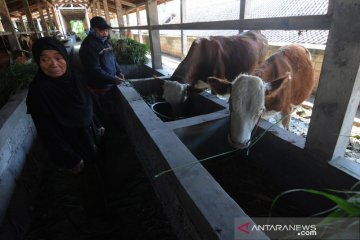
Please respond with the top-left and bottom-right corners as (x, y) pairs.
(97, 127), (105, 136)
(69, 159), (84, 174)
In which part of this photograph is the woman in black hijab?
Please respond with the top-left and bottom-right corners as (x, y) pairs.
(26, 37), (104, 173)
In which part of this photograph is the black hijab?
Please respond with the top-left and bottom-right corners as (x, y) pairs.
(26, 37), (93, 127)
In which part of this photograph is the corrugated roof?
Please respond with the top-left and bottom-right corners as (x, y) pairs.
(160, 0), (329, 45)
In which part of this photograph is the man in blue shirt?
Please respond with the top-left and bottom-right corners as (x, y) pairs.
(80, 16), (124, 119)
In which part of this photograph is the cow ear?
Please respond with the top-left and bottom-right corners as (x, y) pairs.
(207, 77), (232, 95)
(265, 72), (290, 92)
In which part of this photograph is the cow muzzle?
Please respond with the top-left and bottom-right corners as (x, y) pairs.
(227, 134), (250, 149)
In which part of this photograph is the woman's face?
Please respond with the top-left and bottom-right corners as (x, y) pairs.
(39, 50), (67, 78)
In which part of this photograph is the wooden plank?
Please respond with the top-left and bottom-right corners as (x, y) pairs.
(153, 15), (331, 30)
(146, 0), (162, 69)
(305, 0), (360, 160)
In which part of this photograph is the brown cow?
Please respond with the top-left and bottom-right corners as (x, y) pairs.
(162, 30), (268, 108)
(208, 44), (315, 149)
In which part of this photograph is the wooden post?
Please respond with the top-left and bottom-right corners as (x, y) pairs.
(0, 0), (21, 50)
(125, 13), (132, 38)
(96, 0), (101, 16)
(114, 0), (125, 38)
(146, 0), (162, 69)
(58, 9), (66, 35)
(136, 6), (143, 43)
(238, 0), (246, 33)
(19, 15), (26, 31)
(51, 6), (61, 33)
(37, 0), (49, 36)
(87, 7), (93, 21)
(103, 0), (110, 22)
(22, 0), (37, 32)
(84, 8), (91, 31)
(45, 4), (54, 31)
(305, 0), (360, 161)
(180, 0), (187, 57)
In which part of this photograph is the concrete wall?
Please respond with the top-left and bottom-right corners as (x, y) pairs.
(0, 90), (36, 224)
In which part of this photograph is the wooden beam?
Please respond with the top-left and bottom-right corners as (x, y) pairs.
(96, 0), (101, 17)
(238, 0), (248, 33)
(146, 0), (162, 69)
(180, 0), (187, 56)
(153, 15), (331, 30)
(102, 0), (109, 22)
(114, 0), (125, 37)
(22, 0), (37, 32)
(37, 0), (49, 35)
(306, 0), (360, 161)
(136, 6), (142, 43)
(119, 0), (135, 8)
(44, 3), (54, 30)
(19, 15), (26, 31)
(51, 6), (61, 32)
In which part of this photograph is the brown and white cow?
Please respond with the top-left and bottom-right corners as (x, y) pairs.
(208, 44), (315, 149)
(162, 30), (268, 109)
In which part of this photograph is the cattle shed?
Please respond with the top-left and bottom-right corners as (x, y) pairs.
(0, 0), (360, 239)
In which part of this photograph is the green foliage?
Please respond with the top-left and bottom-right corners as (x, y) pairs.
(112, 38), (149, 65)
(70, 20), (86, 41)
(270, 184), (360, 239)
(0, 63), (38, 109)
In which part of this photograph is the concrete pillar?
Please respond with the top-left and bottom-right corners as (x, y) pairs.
(146, 0), (162, 69)
(306, 0), (360, 163)
(0, 0), (21, 50)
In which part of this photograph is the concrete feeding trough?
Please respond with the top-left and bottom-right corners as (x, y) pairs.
(130, 77), (226, 122)
(117, 78), (268, 239)
(117, 77), (359, 239)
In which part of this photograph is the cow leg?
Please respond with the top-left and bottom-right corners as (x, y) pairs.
(281, 106), (292, 130)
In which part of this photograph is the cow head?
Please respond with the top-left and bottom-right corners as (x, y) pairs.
(162, 80), (204, 117)
(208, 75), (265, 149)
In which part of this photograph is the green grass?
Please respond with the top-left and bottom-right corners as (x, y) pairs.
(0, 63), (37, 109)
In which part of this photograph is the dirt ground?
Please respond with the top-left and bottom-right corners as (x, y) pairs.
(22, 118), (177, 240)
